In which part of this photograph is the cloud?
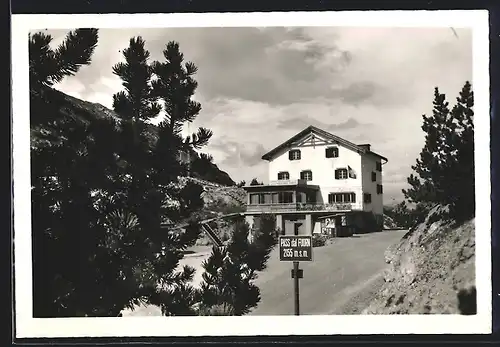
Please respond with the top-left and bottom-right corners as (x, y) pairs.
(209, 137), (267, 168)
(42, 26), (473, 202)
(276, 115), (365, 132)
(337, 81), (377, 106)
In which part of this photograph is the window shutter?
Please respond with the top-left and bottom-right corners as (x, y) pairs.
(335, 169), (339, 179)
(288, 151), (293, 160)
(297, 151), (301, 160)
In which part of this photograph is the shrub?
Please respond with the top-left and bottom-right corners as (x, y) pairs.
(198, 303), (235, 316)
(312, 234), (328, 247)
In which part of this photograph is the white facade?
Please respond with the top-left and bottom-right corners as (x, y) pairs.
(266, 130), (385, 216)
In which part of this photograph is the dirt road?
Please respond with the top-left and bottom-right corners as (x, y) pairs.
(249, 229), (406, 315)
(122, 230), (406, 316)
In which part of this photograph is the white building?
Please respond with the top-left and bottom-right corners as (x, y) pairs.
(243, 125), (387, 237)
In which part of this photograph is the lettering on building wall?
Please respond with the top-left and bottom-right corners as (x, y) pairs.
(296, 203), (352, 211)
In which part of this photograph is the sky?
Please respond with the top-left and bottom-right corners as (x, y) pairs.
(38, 26), (472, 204)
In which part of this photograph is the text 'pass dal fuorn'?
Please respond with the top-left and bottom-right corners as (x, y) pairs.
(279, 235), (313, 262)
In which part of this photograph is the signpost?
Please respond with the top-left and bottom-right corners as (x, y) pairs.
(278, 235), (313, 315)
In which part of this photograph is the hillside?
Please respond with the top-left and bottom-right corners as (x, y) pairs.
(363, 205), (476, 314)
(177, 176), (247, 245)
(30, 86), (235, 187)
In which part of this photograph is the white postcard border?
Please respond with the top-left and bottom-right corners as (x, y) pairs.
(12, 10), (491, 338)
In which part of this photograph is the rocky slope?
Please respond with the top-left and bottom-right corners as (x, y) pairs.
(383, 214), (399, 230)
(363, 205), (476, 314)
(179, 177), (247, 245)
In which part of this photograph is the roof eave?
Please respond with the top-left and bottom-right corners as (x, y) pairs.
(367, 151), (388, 163)
(259, 125), (388, 163)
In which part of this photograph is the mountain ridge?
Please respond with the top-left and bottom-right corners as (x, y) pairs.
(30, 86), (235, 187)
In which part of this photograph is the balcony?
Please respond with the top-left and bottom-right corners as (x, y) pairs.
(246, 202), (356, 214)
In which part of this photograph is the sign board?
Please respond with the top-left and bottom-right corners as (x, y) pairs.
(321, 217), (335, 233)
(269, 179), (305, 186)
(279, 235), (313, 262)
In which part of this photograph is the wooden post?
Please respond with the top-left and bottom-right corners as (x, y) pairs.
(293, 261), (300, 315)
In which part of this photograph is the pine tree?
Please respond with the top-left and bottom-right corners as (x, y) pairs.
(109, 37), (205, 316)
(403, 82), (474, 221)
(29, 29), (134, 317)
(30, 32), (277, 317)
(198, 214), (277, 315)
(151, 41), (212, 149)
(29, 29), (98, 89)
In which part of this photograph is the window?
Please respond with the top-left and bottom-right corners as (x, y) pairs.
(335, 168), (348, 180)
(250, 194), (259, 204)
(371, 171), (376, 182)
(258, 194), (265, 204)
(363, 193), (372, 204)
(289, 150), (301, 161)
(272, 193), (279, 204)
(377, 184), (383, 194)
(376, 161), (382, 172)
(250, 193), (273, 205)
(269, 192), (293, 204)
(296, 192), (304, 203)
(278, 192), (294, 203)
(307, 192), (317, 203)
(325, 146), (339, 158)
(263, 193), (272, 204)
(277, 171), (289, 180)
(300, 170), (313, 181)
(328, 192), (356, 204)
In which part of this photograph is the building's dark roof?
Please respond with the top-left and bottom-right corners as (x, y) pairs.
(261, 125), (388, 163)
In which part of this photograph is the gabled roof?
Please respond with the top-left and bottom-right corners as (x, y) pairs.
(261, 125), (388, 163)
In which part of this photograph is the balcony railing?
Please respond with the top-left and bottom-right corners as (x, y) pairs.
(246, 202), (356, 213)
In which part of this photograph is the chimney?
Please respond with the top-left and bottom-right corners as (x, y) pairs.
(358, 144), (371, 151)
